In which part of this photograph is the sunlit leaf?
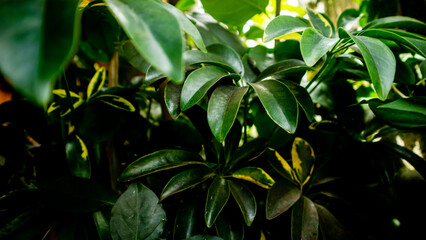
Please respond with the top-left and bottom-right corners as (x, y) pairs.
(205, 177), (230, 227)
(255, 59), (311, 81)
(264, 16), (310, 42)
(300, 28), (339, 66)
(363, 16), (426, 34)
(337, 8), (362, 32)
(184, 50), (237, 73)
(207, 44), (244, 76)
(307, 8), (334, 38)
(232, 167), (275, 189)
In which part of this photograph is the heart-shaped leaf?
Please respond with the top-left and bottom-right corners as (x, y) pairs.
(110, 183), (166, 240)
(229, 181), (257, 226)
(291, 196), (319, 240)
(264, 16), (310, 42)
(266, 179), (301, 220)
(205, 177), (230, 228)
(232, 167), (275, 189)
(301, 28), (339, 66)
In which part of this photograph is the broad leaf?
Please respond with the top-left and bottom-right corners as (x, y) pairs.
(315, 203), (348, 240)
(181, 66), (231, 111)
(184, 50), (237, 73)
(201, 0), (268, 26)
(48, 89), (83, 116)
(255, 59), (311, 81)
(250, 80), (299, 133)
(186, 236), (223, 240)
(119, 149), (207, 182)
(207, 44), (244, 76)
(145, 65), (165, 85)
(291, 138), (315, 186)
(97, 94), (136, 112)
(228, 138), (268, 171)
(337, 8), (362, 32)
(174, 195), (205, 239)
(232, 167), (275, 189)
(307, 8), (334, 38)
(229, 181), (257, 226)
(266, 180), (302, 220)
(301, 28), (339, 66)
(291, 197), (319, 240)
(110, 183), (166, 240)
(65, 135), (90, 179)
(165, 81), (182, 119)
(160, 167), (214, 201)
(87, 67), (106, 99)
(363, 16), (426, 34)
(282, 80), (315, 122)
(205, 177), (230, 228)
(264, 16), (310, 42)
(105, 0), (184, 82)
(268, 148), (298, 183)
(0, 0), (80, 106)
(93, 211), (111, 240)
(215, 210), (244, 240)
(274, 40), (303, 61)
(208, 86), (248, 143)
(248, 45), (270, 72)
(348, 32), (396, 100)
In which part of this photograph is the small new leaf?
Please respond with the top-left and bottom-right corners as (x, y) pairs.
(87, 67), (106, 99)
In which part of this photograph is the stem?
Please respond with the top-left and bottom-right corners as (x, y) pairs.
(274, 0), (281, 47)
(243, 95), (248, 144)
(63, 71), (75, 115)
(392, 85), (408, 98)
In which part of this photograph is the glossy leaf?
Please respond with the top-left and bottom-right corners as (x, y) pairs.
(301, 28), (339, 66)
(215, 210), (244, 240)
(337, 8), (362, 32)
(145, 65), (166, 85)
(119, 149), (207, 182)
(0, 0), (80, 106)
(250, 80), (299, 133)
(160, 167), (214, 201)
(65, 135), (91, 179)
(307, 8), (334, 38)
(173, 195), (205, 240)
(282, 80), (315, 122)
(205, 177), (230, 228)
(315, 203), (347, 240)
(232, 167), (275, 189)
(87, 67), (106, 99)
(156, 0), (206, 52)
(97, 94), (136, 112)
(105, 0), (184, 82)
(266, 180), (302, 220)
(181, 66), (231, 111)
(229, 181), (257, 226)
(291, 138), (315, 186)
(184, 50), (237, 73)
(291, 197), (319, 240)
(274, 40), (303, 61)
(363, 16), (426, 34)
(207, 44), (244, 76)
(186, 235), (223, 240)
(208, 86), (248, 143)
(93, 211), (111, 240)
(349, 32), (396, 100)
(201, 0), (268, 26)
(269, 148), (298, 183)
(255, 59), (311, 81)
(228, 138), (268, 171)
(164, 81), (182, 120)
(110, 183), (166, 240)
(264, 16), (310, 42)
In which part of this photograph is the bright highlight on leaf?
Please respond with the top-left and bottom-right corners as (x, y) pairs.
(232, 167), (275, 189)
(87, 67), (106, 99)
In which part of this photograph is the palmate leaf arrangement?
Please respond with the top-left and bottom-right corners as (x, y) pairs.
(1, 0), (426, 239)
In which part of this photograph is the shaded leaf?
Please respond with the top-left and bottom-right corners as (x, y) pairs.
(110, 183), (166, 240)
(48, 89), (83, 116)
(291, 197), (319, 240)
(87, 67), (106, 99)
(215, 210), (244, 240)
(282, 80), (315, 122)
(208, 86), (248, 143)
(255, 59), (311, 81)
(184, 50), (237, 73)
(165, 81), (182, 119)
(97, 94), (136, 112)
(264, 16), (310, 42)
(301, 28), (339, 66)
(315, 203), (348, 240)
(266, 180), (301, 220)
(65, 135), (90, 179)
(205, 177), (230, 228)
(186, 235), (223, 240)
(229, 181), (257, 226)
(93, 211), (111, 240)
(228, 138), (268, 171)
(232, 167), (275, 189)
(268, 148), (298, 183)
(119, 149), (207, 182)
(173, 195), (205, 240)
(207, 44), (244, 76)
(145, 65), (166, 85)
(274, 40), (303, 61)
(307, 8), (334, 38)
(291, 137), (315, 186)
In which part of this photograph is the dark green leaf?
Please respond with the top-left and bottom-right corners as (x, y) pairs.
(117, 40), (150, 73)
(173, 195), (205, 240)
(0, 0), (80, 106)
(105, 0), (184, 82)
(93, 211), (111, 240)
(110, 183), (166, 240)
(307, 8), (334, 38)
(256, 59), (311, 81)
(291, 197), (319, 240)
(274, 40), (303, 61)
(205, 177), (230, 228)
(185, 235), (223, 240)
(282, 80), (314, 121)
(242, 55), (257, 83)
(232, 167), (275, 189)
(201, 0), (268, 26)
(363, 16), (426, 34)
(119, 149), (207, 182)
(348, 31), (396, 100)
(181, 66), (232, 111)
(161, 167), (214, 201)
(266, 180), (302, 219)
(184, 50), (237, 73)
(228, 138), (268, 170)
(208, 86), (248, 143)
(97, 94), (136, 112)
(224, 120), (242, 165)
(264, 16), (310, 42)
(300, 28), (339, 66)
(145, 65), (166, 85)
(215, 210), (244, 240)
(229, 181), (257, 226)
(315, 203), (348, 240)
(165, 81), (182, 120)
(65, 135), (91, 179)
(250, 80), (299, 133)
(207, 44), (244, 76)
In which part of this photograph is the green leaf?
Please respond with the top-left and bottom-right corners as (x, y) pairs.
(301, 28), (339, 66)
(97, 94), (136, 112)
(291, 197), (319, 240)
(363, 16), (426, 34)
(48, 89), (83, 116)
(93, 211), (111, 240)
(229, 181), (257, 226)
(274, 40), (303, 61)
(181, 66), (231, 111)
(119, 149), (207, 182)
(255, 59), (311, 82)
(145, 65), (166, 85)
(315, 203), (347, 240)
(156, 0), (206, 52)
(208, 86), (248, 143)
(201, 0), (268, 26)
(65, 135), (91, 179)
(173, 195), (205, 240)
(291, 137), (315, 186)
(160, 167), (214, 201)
(232, 167), (275, 189)
(87, 67), (106, 99)
(207, 44), (244, 76)
(110, 183), (166, 240)
(282, 80), (315, 122)
(184, 50), (238, 73)
(0, 0), (80, 106)
(337, 8), (362, 32)
(250, 80), (299, 133)
(264, 16), (310, 42)
(176, 0), (196, 11)
(307, 8), (334, 38)
(165, 81), (182, 120)
(266, 179), (302, 220)
(348, 31), (396, 100)
(215, 210), (244, 240)
(185, 235), (223, 240)
(205, 177), (230, 227)
(105, 0), (184, 82)
(228, 138), (268, 171)
(268, 148), (298, 183)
